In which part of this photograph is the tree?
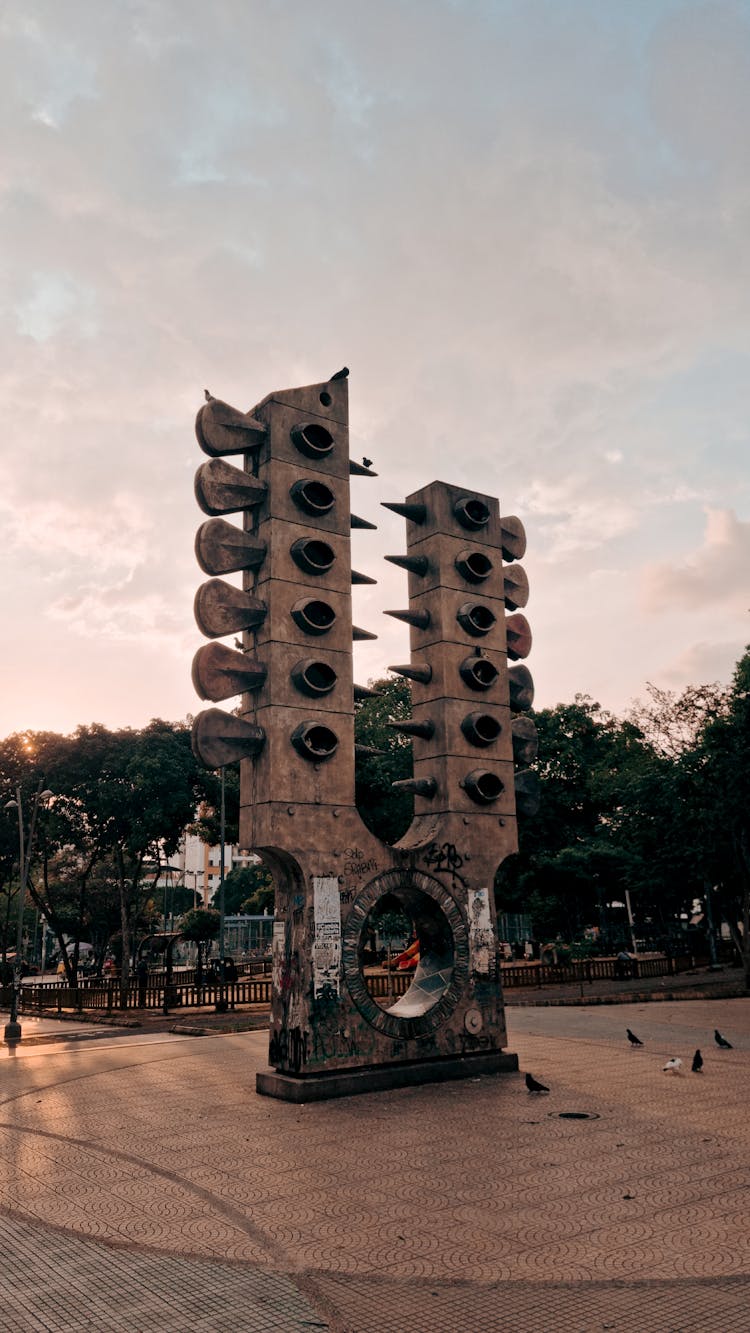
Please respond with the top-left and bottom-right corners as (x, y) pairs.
(354, 675), (414, 844)
(0, 721), (216, 988)
(213, 863), (274, 915)
(178, 907), (220, 983)
(689, 649), (750, 988)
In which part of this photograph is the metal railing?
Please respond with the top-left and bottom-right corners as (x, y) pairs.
(3, 953), (703, 1018)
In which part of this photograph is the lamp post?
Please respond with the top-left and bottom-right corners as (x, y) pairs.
(4, 779), (52, 1045)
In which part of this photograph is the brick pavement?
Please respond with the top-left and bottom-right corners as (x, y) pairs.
(0, 996), (748, 1331)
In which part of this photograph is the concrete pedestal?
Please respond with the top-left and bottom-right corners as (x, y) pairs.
(256, 1049), (519, 1102)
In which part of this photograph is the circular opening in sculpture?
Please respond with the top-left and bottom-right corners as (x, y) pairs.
(364, 889), (455, 1018)
(343, 872), (469, 1039)
(291, 422), (335, 458)
(290, 538), (336, 575)
(290, 598), (336, 635)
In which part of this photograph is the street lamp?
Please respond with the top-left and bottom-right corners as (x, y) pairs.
(4, 779), (52, 1044)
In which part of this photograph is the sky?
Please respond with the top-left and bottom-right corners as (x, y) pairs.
(1, 0), (749, 738)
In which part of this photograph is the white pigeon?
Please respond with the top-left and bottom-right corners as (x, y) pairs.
(663, 1057), (683, 1074)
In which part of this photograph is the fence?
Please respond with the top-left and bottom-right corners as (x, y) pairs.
(3, 953), (703, 1018)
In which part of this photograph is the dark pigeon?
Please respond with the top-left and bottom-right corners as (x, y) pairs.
(692, 1049), (703, 1073)
(525, 1072), (550, 1094)
(626, 1029), (643, 1047)
(714, 1030), (733, 1049)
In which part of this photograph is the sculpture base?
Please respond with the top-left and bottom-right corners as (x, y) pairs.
(256, 1050), (518, 1102)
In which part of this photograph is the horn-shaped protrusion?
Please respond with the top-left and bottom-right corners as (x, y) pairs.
(459, 653), (499, 691)
(456, 602), (496, 638)
(290, 422), (335, 460)
(389, 662), (432, 685)
(392, 777), (437, 798)
(352, 625), (378, 641)
(289, 478), (335, 517)
(192, 643), (267, 702)
(349, 459), (378, 477)
(511, 715), (538, 765)
(291, 537), (335, 576)
(195, 399), (267, 457)
(503, 563), (529, 610)
(463, 770), (504, 805)
(194, 580), (267, 639)
(505, 612), (532, 661)
(455, 549), (493, 584)
(460, 712), (503, 747)
(194, 459), (268, 517)
(350, 513), (377, 530)
(387, 718), (435, 740)
(355, 744), (387, 758)
(191, 708), (266, 769)
(384, 608), (431, 630)
(508, 664), (534, 712)
(500, 515), (527, 562)
(351, 568), (377, 585)
(195, 519), (267, 576)
(381, 501), (427, 525)
(290, 722), (339, 761)
(385, 553), (430, 576)
(354, 683), (383, 701)
(454, 496), (491, 531)
(291, 659), (337, 697)
(515, 768), (540, 817)
(290, 597), (336, 636)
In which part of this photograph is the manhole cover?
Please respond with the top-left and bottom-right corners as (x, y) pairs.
(553, 1111), (600, 1120)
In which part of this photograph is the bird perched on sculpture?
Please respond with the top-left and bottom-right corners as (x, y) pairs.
(329, 366), (349, 380)
(525, 1073), (549, 1094)
(663, 1057), (682, 1074)
(626, 1029), (643, 1047)
(714, 1030), (733, 1049)
(692, 1050), (703, 1073)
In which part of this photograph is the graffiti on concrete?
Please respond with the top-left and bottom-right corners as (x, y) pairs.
(422, 842), (468, 890)
(312, 875), (342, 999)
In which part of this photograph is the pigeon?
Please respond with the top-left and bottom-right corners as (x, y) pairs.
(691, 1049), (703, 1073)
(204, 389), (214, 401)
(362, 456), (373, 468)
(714, 1030), (733, 1049)
(626, 1028), (643, 1047)
(663, 1057), (683, 1074)
(525, 1072), (550, 1094)
(329, 366), (349, 380)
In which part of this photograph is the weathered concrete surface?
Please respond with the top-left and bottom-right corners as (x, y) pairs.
(0, 997), (748, 1330)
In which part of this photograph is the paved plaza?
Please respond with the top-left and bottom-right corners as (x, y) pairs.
(0, 996), (748, 1331)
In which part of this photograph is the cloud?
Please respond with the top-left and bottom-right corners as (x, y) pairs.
(640, 507), (750, 612)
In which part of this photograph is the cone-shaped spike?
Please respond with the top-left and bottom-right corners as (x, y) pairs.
(387, 719), (435, 740)
(195, 519), (266, 576)
(194, 580), (267, 639)
(389, 662), (432, 685)
(354, 683), (383, 701)
(350, 459), (378, 477)
(511, 716), (538, 765)
(385, 553), (430, 577)
(381, 501), (427, 524)
(500, 515), (527, 562)
(355, 744), (387, 758)
(392, 777), (437, 798)
(508, 664), (534, 712)
(503, 563), (529, 611)
(505, 612), (532, 661)
(195, 399), (267, 458)
(192, 708), (266, 769)
(351, 569), (377, 585)
(384, 608), (431, 630)
(350, 513), (377, 530)
(352, 625), (378, 641)
(515, 768), (540, 817)
(192, 643), (267, 703)
(194, 459), (267, 517)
